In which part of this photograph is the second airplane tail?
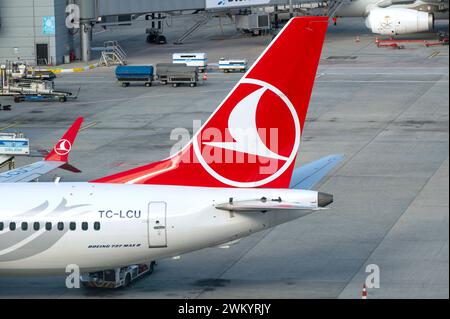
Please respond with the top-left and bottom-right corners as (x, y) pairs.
(45, 117), (83, 173)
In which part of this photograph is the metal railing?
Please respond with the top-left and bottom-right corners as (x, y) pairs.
(174, 14), (210, 45)
(99, 41), (127, 66)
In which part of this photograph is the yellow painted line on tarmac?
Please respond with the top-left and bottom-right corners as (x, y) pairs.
(428, 51), (440, 59)
(0, 122), (20, 131)
(38, 63), (99, 74)
(80, 122), (97, 131)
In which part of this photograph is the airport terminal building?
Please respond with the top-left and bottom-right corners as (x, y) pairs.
(0, 0), (72, 65)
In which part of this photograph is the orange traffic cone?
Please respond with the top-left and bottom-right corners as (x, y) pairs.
(202, 73), (208, 81)
(362, 284), (367, 299)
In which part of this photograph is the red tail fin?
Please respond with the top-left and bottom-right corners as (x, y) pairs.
(93, 17), (328, 188)
(45, 117), (83, 163)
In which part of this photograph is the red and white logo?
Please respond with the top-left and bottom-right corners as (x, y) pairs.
(54, 139), (72, 156)
(193, 78), (301, 187)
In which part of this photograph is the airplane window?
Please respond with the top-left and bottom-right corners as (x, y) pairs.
(10, 222), (16, 231)
(57, 222), (64, 231)
(69, 222), (76, 231)
(82, 222), (88, 231)
(21, 222), (28, 231)
(0, 222), (3, 231)
(33, 222), (40, 231)
(94, 221), (100, 231)
(45, 222), (52, 231)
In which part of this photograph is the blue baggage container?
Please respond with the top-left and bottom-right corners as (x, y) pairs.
(115, 65), (154, 87)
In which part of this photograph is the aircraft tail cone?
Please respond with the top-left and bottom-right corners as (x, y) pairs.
(318, 192), (333, 207)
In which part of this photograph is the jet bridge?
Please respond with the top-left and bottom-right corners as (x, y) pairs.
(95, 0), (308, 16)
(78, 0), (308, 61)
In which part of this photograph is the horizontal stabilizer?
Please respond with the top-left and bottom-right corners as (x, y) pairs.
(60, 163), (81, 173)
(289, 154), (343, 190)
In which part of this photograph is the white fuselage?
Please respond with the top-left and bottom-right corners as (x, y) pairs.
(0, 183), (319, 275)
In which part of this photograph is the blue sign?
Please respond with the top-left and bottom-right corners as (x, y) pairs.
(0, 138), (30, 155)
(0, 140), (29, 147)
(43, 16), (56, 35)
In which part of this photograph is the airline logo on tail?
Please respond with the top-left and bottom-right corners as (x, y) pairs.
(194, 78), (301, 187)
(92, 17), (328, 188)
(54, 139), (72, 156)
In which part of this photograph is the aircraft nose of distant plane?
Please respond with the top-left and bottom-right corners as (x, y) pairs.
(318, 192), (333, 207)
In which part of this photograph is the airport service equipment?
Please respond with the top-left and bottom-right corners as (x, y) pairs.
(219, 58), (248, 73)
(1, 64), (74, 103)
(167, 67), (199, 87)
(156, 63), (186, 84)
(0, 103), (12, 111)
(236, 13), (271, 35)
(115, 65), (154, 87)
(81, 261), (156, 288)
(26, 70), (56, 80)
(4, 61), (55, 81)
(173, 53), (207, 72)
(156, 63), (199, 87)
(9, 79), (74, 103)
(0, 133), (30, 156)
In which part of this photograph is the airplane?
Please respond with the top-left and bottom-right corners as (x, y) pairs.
(0, 118), (83, 183)
(0, 16), (343, 278)
(332, 0), (449, 35)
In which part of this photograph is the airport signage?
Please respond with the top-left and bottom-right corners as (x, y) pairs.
(0, 138), (30, 155)
(43, 16), (56, 35)
(206, 0), (271, 9)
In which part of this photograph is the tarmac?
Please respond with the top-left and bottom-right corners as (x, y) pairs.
(0, 16), (448, 299)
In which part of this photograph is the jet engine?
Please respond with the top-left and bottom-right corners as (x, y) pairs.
(365, 8), (434, 35)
